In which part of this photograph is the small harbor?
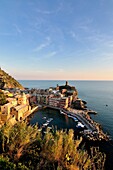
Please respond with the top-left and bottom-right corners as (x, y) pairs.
(30, 105), (110, 142)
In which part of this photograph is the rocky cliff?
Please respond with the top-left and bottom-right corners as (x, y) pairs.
(0, 68), (24, 90)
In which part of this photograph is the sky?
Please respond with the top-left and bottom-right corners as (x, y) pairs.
(0, 0), (113, 80)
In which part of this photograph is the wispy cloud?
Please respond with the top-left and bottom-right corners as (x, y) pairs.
(13, 24), (22, 34)
(33, 37), (51, 52)
(69, 17), (97, 42)
(31, 51), (57, 62)
(44, 51), (57, 58)
(85, 33), (104, 43)
(69, 31), (81, 42)
(35, 9), (55, 15)
(77, 18), (93, 32)
(85, 32), (113, 49)
(34, 1), (63, 15)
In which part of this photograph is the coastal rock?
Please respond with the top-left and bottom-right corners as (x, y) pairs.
(72, 99), (86, 110)
(87, 110), (97, 114)
(82, 100), (87, 105)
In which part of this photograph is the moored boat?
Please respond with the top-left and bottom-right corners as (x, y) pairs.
(47, 118), (53, 123)
(73, 117), (78, 122)
(67, 114), (78, 122)
(60, 110), (66, 115)
(43, 122), (49, 126)
(42, 116), (46, 119)
(76, 122), (85, 128)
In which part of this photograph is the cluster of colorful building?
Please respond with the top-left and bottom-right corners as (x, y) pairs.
(0, 91), (32, 126)
(0, 81), (84, 127)
(31, 81), (78, 109)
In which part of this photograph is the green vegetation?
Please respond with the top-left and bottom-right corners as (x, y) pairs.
(0, 91), (7, 106)
(0, 122), (106, 170)
(0, 69), (24, 89)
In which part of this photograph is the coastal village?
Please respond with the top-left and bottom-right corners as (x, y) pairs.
(0, 69), (110, 141)
(0, 80), (80, 125)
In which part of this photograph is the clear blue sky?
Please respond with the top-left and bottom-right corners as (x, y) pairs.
(0, 0), (113, 80)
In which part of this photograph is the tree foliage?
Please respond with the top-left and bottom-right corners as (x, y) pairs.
(0, 69), (24, 89)
(0, 122), (106, 170)
(0, 91), (7, 106)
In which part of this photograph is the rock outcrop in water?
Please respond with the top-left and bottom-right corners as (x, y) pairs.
(0, 68), (24, 90)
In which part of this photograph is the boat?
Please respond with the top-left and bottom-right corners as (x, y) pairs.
(67, 114), (74, 118)
(76, 122), (85, 128)
(49, 118), (53, 121)
(47, 118), (53, 123)
(60, 110), (64, 114)
(42, 117), (46, 119)
(43, 122), (49, 126)
(67, 114), (72, 118)
(60, 111), (66, 115)
(73, 117), (78, 122)
(63, 112), (66, 115)
(67, 115), (78, 121)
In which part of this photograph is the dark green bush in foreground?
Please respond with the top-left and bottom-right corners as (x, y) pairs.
(0, 122), (106, 170)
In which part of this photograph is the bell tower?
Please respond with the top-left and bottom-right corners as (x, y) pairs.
(22, 92), (27, 105)
(66, 81), (68, 86)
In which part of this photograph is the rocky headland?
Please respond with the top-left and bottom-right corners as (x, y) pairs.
(0, 68), (24, 90)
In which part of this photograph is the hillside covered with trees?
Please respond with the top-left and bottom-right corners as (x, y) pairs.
(0, 68), (24, 90)
(0, 90), (7, 106)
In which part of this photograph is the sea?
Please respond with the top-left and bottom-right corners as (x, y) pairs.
(19, 80), (113, 169)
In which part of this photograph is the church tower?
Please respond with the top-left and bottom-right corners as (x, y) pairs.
(22, 92), (27, 105)
(66, 81), (68, 86)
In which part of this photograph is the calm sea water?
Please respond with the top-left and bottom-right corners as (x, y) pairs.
(19, 80), (113, 169)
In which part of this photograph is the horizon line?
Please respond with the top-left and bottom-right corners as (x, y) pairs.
(18, 79), (113, 81)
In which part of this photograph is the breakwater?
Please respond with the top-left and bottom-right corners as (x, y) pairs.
(45, 105), (110, 141)
(69, 108), (110, 141)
